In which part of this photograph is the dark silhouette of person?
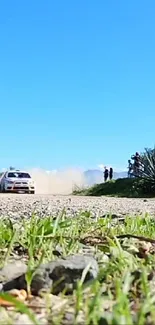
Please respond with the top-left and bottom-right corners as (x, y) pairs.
(131, 152), (140, 176)
(128, 159), (132, 178)
(109, 167), (113, 180)
(104, 167), (109, 182)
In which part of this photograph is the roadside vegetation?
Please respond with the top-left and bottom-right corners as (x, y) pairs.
(73, 177), (155, 197)
(73, 147), (155, 198)
(0, 212), (155, 324)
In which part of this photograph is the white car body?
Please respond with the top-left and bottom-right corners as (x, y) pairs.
(0, 170), (35, 194)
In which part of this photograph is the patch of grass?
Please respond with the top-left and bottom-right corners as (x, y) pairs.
(1, 212), (155, 324)
(73, 177), (155, 197)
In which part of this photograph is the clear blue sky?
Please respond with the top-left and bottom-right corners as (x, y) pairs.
(0, 0), (155, 171)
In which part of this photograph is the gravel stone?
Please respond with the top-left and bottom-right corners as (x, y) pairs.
(2, 254), (98, 295)
(0, 261), (27, 283)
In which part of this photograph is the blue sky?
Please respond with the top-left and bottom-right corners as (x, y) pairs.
(0, 0), (155, 171)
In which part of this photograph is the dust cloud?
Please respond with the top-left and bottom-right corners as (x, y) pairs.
(27, 168), (86, 195)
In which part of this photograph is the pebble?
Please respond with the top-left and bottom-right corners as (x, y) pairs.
(0, 261), (27, 283)
(2, 254), (98, 295)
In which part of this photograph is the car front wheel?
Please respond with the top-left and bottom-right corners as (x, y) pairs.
(1, 185), (5, 193)
(30, 190), (35, 194)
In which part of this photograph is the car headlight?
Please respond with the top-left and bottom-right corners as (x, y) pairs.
(29, 181), (34, 185)
(7, 181), (14, 184)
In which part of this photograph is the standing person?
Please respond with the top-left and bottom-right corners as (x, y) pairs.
(131, 152), (140, 176)
(109, 167), (113, 180)
(104, 167), (109, 182)
(135, 152), (140, 175)
(128, 160), (132, 178)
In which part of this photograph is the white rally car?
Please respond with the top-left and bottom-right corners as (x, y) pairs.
(0, 170), (35, 194)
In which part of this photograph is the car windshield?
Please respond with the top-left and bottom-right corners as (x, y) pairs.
(7, 172), (31, 179)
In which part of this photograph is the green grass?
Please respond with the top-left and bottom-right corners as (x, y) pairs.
(73, 177), (155, 198)
(0, 212), (155, 324)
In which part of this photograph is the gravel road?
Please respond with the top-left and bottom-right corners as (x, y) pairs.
(0, 194), (155, 219)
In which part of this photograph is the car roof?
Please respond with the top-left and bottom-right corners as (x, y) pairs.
(6, 170), (30, 174)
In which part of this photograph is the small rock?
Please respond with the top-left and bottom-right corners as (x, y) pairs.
(0, 261), (27, 283)
(12, 313), (36, 325)
(100, 214), (122, 219)
(2, 254), (98, 295)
